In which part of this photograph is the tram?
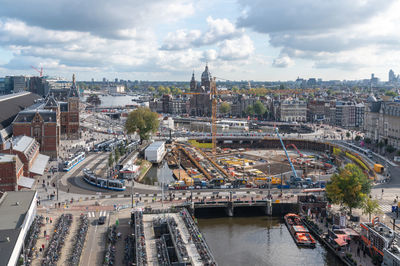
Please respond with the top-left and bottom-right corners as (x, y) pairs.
(63, 152), (85, 171)
(82, 169), (126, 191)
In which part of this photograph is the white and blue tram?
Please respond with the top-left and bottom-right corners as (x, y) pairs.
(63, 152), (85, 171)
(82, 169), (126, 191)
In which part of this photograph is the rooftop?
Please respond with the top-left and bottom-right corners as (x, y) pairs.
(11, 135), (35, 154)
(146, 141), (165, 151)
(0, 92), (42, 129)
(0, 153), (16, 163)
(0, 191), (36, 266)
(0, 191), (36, 230)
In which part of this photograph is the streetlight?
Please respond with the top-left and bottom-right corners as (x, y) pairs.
(131, 175), (135, 208)
(267, 164), (271, 197)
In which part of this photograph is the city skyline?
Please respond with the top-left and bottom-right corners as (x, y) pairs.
(0, 0), (400, 81)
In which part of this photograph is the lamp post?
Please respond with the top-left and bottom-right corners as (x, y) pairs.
(56, 158), (60, 201)
(131, 176), (135, 208)
(267, 164), (271, 197)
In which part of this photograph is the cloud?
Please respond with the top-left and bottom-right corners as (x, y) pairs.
(237, 0), (394, 33)
(237, 0), (399, 70)
(161, 16), (243, 50)
(218, 35), (254, 60)
(272, 55), (294, 68)
(0, 0), (194, 39)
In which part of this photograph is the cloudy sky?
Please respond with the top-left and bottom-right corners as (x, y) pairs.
(0, 0), (399, 81)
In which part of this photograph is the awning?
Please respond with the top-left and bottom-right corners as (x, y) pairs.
(30, 154), (50, 175)
(120, 164), (139, 173)
(18, 176), (35, 188)
(334, 238), (348, 246)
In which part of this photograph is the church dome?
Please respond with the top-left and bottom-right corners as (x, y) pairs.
(201, 65), (211, 81)
(367, 93), (377, 102)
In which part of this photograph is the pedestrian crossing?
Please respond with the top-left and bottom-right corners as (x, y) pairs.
(87, 211), (109, 218)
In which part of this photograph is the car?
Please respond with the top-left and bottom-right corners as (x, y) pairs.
(98, 216), (106, 225)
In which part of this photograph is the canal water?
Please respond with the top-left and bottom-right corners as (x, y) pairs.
(84, 95), (140, 107)
(197, 216), (344, 266)
(142, 161), (175, 185)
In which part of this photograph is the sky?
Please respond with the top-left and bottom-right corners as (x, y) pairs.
(0, 0), (400, 81)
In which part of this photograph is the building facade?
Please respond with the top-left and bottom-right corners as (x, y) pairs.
(364, 99), (400, 149)
(12, 75), (80, 158)
(0, 154), (23, 191)
(189, 66), (213, 116)
(278, 99), (307, 122)
(12, 109), (59, 158)
(307, 100), (328, 123)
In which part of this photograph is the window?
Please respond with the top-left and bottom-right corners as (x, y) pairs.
(33, 126), (41, 137)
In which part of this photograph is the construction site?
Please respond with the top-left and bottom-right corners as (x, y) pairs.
(163, 136), (339, 191)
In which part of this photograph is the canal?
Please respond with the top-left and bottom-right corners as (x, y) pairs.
(142, 161), (175, 185)
(197, 216), (344, 266)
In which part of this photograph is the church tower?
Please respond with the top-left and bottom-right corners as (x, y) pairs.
(201, 63), (211, 91)
(190, 71), (197, 91)
(67, 74), (80, 139)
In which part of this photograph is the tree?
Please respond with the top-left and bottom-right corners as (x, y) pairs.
(378, 140), (385, 148)
(326, 163), (372, 215)
(119, 144), (126, 156)
(125, 107), (159, 143)
(220, 102), (231, 114)
(114, 148), (120, 164)
(365, 138), (372, 144)
(385, 90), (398, 97)
(148, 86), (155, 92)
(108, 153), (114, 168)
(86, 94), (101, 106)
(386, 145), (396, 153)
(245, 105), (255, 116)
(253, 100), (266, 117)
(354, 135), (361, 142)
(361, 197), (381, 222)
(346, 132), (351, 139)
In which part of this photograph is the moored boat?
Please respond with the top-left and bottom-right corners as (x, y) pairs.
(284, 213), (316, 248)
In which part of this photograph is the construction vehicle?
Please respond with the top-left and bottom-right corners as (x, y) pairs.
(232, 178), (247, 188)
(207, 178), (225, 188)
(374, 164), (384, 173)
(286, 144), (304, 157)
(275, 127), (302, 187)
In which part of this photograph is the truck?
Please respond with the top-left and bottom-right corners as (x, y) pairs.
(374, 164), (384, 173)
(193, 178), (207, 189)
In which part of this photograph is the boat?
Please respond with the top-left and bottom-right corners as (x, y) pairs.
(284, 213), (316, 248)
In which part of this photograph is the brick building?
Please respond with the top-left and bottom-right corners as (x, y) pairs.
(0, 154), (23, 191)
(13, 108), (59, 158)
(12, 75), (80, 158)
(1, 136), (49, 177)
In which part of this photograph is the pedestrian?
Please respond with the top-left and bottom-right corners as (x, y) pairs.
(50, 218), (52, 224)
(44, 230), (47, 237)
(42, 244), (45, 250)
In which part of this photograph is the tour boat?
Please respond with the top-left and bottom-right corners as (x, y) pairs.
(284, 213), (316, 248)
